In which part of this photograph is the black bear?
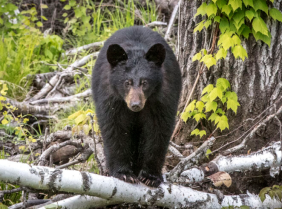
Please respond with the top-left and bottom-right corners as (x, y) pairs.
(92, 26), (181, 187)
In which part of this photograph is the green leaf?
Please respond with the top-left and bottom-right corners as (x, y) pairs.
(62, 13), (68, 17)
(181, 111), (193, 122)
(252, 29), (271, 46)
(216, 115), (229, 131)
(64, 5), (71, 10)
(216, 48), (228, 60)
(209, 87), (223, 101)
(229, 0), (242, 11)
(216, 78), (231, 91)
(36, 21), (43, 27)
(216, 108), (226, 115)
(200, 54), (217, 69)
(242, 0), (253, 7)
(216, 0), (228, 9)
(69, 0), (76, 6)
(219, 17), (230, 33)
(202, 84), (214, 96)
(201, 94), (209, 103)
(206, 2), (218, 17)
(245, 8), (256, 21)
(225, 91), (238, 101)
(253, 0), (268, 14)
(205, 101), (218, 112)
(222, 5), (233, 16)
(196, 101), (205, 112)
(40, 4), (48, 8)
(206, 148), (212, 158)
(192, 52), (202, 62)
(201, 49), (208, 55)
(222, 34), (235, 50)
(232, 44), (248, 61)
(185, 100), (197, 112)
(214, 16), (221, 23)
(232, 9), (245, 26)
(193, 113), (206, 122)
(259, 187), (271, 202)
(269, 8), (282, 22)
(199, 130), (207, 138)
(44, 48), (53, 59)
(208, 113), (219, 122)
(191, 129), (200, 136)
(227, 99), (240, 113)
(241, 25), (252, 39)
(252, 17), (269, 36)
(195, 3), (208, 17)
(204, 20), (212, 29)
(232, 34), (241, 45)
(1, 119), (8, 125)
(194, 20), (205, 33)
(75, 113), (87, 125)
(41, 16), (48, 20)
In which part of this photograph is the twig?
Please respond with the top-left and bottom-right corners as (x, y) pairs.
(145, 21), (167, 28)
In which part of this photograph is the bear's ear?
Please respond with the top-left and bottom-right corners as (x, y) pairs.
(107, 44), (128, 67)
(145, 43), (166, 66)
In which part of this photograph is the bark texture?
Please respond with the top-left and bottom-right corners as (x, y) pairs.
(176, 0), (282, 154)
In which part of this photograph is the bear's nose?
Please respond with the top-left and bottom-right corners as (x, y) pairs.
(130, 101), (142, 112)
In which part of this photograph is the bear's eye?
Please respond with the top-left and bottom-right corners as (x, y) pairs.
(142, 80), (148, 86)
(125, 80), (131, 87)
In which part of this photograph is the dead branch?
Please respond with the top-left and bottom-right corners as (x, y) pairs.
(30, 89), (91, 105)
(38, 140), (83, 166)
(145, 21), (167, 28)
(223, 105), (282, 155)
(164, 3), (179, 40)
(169, 137), (216, 182)
(62, 41), (103, 57)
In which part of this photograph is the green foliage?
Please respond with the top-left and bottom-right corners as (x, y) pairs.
(181, 78), (240, 137)
(259, 185), (282, 202)
(0, 1), (64, 99)
(62, 0), (157, 46)
(0, 82), (38, 145)
(194, 0), (282, 69)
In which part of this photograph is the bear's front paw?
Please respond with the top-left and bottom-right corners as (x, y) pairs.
(112, 171), (139, 184)
(138, 170), (163, 187)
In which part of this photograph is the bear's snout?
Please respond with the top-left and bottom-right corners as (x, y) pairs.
(125, 87), (146, 112)
(130, 101), (142, 112)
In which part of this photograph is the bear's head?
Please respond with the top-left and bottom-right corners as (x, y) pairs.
(107, 43), (165, 112)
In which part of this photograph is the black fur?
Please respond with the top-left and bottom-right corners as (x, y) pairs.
(92, 26), (182, 187)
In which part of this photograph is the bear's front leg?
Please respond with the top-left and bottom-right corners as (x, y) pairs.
(99, 109), (139, 184)
(138, 113), (173, 187)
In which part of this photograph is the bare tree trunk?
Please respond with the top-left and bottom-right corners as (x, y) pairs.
(176, 0), (282, 155)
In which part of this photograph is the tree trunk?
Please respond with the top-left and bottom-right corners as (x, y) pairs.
(176, 0), (282, 156)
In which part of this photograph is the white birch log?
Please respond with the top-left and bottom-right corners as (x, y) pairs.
(179, 141), (282, 183)
(1, 160), (281, 208)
